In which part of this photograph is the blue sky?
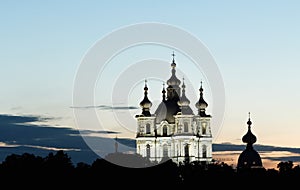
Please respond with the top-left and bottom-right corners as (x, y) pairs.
(1, 1), (300, 149)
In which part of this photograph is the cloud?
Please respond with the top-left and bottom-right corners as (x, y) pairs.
(78, 129), (120, 135)
(0, 114), (49, 124)
(10, 106), (22, 111)
(263, 155), (300, 162)
(213, 143), (300, 155)
(70, 105), (139, 110)
(0, 114), (130, 164)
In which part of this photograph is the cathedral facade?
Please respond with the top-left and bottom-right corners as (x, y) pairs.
(135, 54), (213, 164)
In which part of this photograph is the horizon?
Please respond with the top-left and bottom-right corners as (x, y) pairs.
(1, 113), (300, 170)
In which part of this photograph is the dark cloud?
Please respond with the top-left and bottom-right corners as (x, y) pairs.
(0, 114), (48, 124)
(213, 143), (300, 155)
(0, 114), (133, 164)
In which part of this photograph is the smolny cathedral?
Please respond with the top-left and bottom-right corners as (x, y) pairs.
(135, 53), (213, 164)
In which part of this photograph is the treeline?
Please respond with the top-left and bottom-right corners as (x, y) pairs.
(0, 150), (299, 188)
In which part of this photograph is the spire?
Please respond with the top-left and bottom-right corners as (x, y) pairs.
(162, 82), (166, 102)
(167, 51), (181, 100)
(178, 78), (193, 115)
(139, 79), (152, 116)
(167, 51), (181, 87)
(195, 81), (209, 116)
(171, 51), (176, 66)
(242, 112), (257, 149)
(178, 78), (190, 107)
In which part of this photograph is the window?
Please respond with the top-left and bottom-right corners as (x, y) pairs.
(163, 144), (168, 158)
(146, 144), (150, 158)
(146, 123), (151, 134)
(184, 122), (188, 132)
(184, 145), (189, 157)
(202, 145), (207, 158)
(163, 125), (168, 136)
(202, 122), (207, 134)
(184, 144), (189, 162)
(178, 124), (182, 133)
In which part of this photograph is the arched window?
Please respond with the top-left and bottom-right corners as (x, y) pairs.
(202, 145), (207, 158)
(202, 122), (207, 135)
(184, 144), (189, 162)
(184, 122), (189, 132)
(146, 144), (150, 158)
(163, 144), (168, 158)
(184, 144), (189, 157)
(163, 125), (168, 136)
(146, 123), (151, 134)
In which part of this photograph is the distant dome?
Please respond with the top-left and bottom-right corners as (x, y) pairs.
(237, 148), (262, 168)
(237, 113), (263, 169)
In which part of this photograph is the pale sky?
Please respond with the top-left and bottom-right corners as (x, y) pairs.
(1, 0), (300, 148)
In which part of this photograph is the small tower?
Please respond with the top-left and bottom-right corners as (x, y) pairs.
(135, 80), (156, 160)
(195, 81), (209, 117)
(193, 81), (212, 163)
(139, 79), (152, 117)
(162, 83), (166, 102)
(166, 51), (181, 100)
(174, 78), (195, 163)
(237, 112), (263, 170)
(177, 78), (193, 115)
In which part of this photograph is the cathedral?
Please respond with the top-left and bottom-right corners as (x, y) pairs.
(135, 53), (213, 164)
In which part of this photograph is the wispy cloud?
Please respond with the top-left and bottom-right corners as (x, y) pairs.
(70, 105), (139, 110)
(78, 129), (120, 135)
(23, 144), (81, 152)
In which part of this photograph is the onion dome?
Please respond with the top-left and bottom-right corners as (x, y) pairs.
(195, 81), (209, 116)
(167, 52), (181, 87)
(178, 78), (194, 115)
(242, 113), (257, 145)
(178, 78), (190, 107)
(139, 80), (152, 116)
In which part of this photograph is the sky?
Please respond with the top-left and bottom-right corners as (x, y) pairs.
(1, 0), (300, 152)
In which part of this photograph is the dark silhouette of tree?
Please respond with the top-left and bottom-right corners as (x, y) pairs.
(277, 160), (293, 174)
(0, 151), (300, 188)
(0, 153), (44, 178)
